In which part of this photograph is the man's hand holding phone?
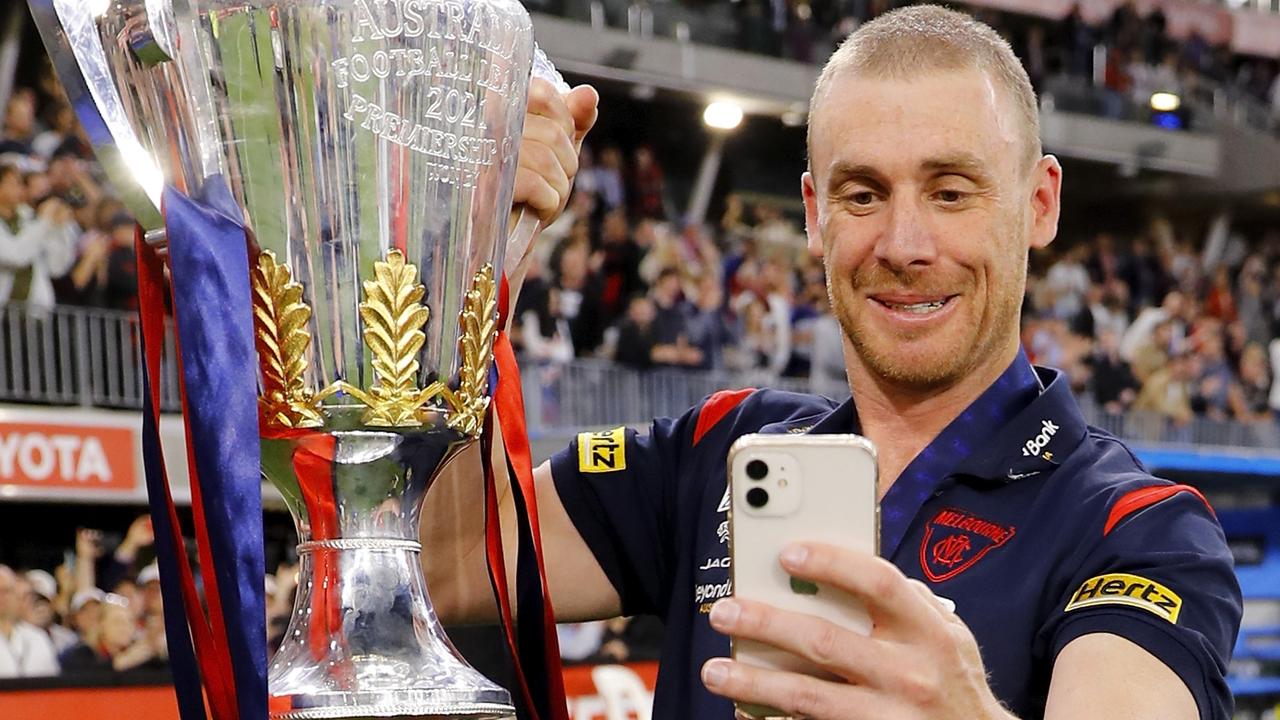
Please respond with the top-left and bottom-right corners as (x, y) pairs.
(702, 544), (1013, 720)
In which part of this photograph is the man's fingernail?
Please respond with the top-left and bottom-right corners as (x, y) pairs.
(780, 544), (808, 568)
(703, 659), (730, 688)
(709, 599), (740, 628)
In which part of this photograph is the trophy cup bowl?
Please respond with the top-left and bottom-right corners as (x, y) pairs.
(204, 0), (535, 716)
(30, 0), (538, 716)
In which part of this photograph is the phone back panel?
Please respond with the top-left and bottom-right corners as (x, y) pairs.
(728, 433), (878, 681)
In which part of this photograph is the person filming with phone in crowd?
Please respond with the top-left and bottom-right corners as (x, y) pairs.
(431, 5), (1240, 719)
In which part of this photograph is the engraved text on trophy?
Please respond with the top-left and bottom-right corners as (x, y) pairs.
(333, 0), (521, 189)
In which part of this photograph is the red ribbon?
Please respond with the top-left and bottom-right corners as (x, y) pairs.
(480, 274), (569, 720)
(135, 230), (238, 720)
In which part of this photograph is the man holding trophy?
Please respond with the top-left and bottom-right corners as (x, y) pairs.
(28, 1), (1237, 719)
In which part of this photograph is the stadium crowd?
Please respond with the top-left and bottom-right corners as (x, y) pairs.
(701, 0), (1280, 128)
(570, 0), (1280, 130)
(0, 515), (302, 679)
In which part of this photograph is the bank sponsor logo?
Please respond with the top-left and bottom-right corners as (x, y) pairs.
(1065, 573), (1182, 623)
(577, 427), (627, 473)
(1021, 419), (1060, 458)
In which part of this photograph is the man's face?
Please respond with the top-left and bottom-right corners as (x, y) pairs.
(802, 69), (1060, 390)
(4, 98), (34, 137)
(100, 603), (136, 651)
(0, 568), (18, 622)
(0, 171), (23, 208)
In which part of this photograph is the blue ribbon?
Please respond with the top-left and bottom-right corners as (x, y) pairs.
(164, 177), (267, 720)
(138, 357), (207, 720)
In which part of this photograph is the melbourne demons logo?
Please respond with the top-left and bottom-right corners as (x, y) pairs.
(920, 508), (1015, 583)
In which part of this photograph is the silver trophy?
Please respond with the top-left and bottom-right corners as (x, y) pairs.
(29, 0), (556, 716)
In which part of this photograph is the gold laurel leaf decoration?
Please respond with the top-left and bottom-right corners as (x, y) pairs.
(250, 251), (323, 429)
(446, 264), (497, 437)
(359, 249), (432, 427)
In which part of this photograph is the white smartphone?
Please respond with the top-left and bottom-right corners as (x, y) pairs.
(727, 433), (879, 719)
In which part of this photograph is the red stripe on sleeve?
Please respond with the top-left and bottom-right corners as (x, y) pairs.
(692, 388), (756, 446)
(1103, 484), (1213, 537)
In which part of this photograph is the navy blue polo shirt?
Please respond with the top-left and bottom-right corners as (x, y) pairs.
(549, 352), (1241, 719)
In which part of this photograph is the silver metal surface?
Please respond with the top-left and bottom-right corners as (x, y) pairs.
(194, 0), (534, 716)
(28, 0), (543, 715)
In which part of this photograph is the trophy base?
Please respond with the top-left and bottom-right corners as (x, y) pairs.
(271, 688), (514, 719)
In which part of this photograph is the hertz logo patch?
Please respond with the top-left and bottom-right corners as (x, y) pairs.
(577, 427), (627, 473)
(1065, 573), (1182, 623)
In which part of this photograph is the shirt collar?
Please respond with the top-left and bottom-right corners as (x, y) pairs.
(797, 348), (1041, 439)
(758, 348), (1087, 486)
(949, 364), (1089, 484)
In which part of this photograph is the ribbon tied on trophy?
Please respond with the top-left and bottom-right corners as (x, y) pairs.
(28, 0), (571, 717)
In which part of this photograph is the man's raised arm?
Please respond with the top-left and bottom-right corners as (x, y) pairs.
(419, 79), (622, 626)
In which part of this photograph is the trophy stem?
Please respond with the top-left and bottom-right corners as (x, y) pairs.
(265, 430), (514, 720)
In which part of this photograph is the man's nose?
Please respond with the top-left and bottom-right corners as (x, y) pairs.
(874, 195), (939, 271)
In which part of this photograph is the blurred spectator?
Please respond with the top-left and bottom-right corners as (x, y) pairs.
(551, 235), (606, 356)
(650, 268), (703, 368)
(1135, 352), (1196, 427)
(1193, 332), (1234, 421)
(557, 621), (606, 663)
(1229, 343), (1273, 424)
(1089, 329), (1138, 414)
(520, 287), (575, 364)
(0, 565), (60, 677)
(59, 593), (166, 676)
(686, 274), (734, 371)
(809, 312), (848, 399)
(1121, 290), (1184, 361)
(628, 146), (667, 220)
(595, 147), (626, 212)
(1130, 319), (1173, 384)
(32, 101), (78, 160)
(1046, 245), (1090, 320)
(0, 93), (37, 157)
(45, 150), (103, 226)
(68, 588), (104, 643)
(0, 163), (78, 314)
(614, 295), (658, 370)
(1238, 256), (1270, 345)
(69, 211), (139, 311)
(22, 570), (77, 654)
(1204, 265), (1238, 323)
(597, 209), (645, 325)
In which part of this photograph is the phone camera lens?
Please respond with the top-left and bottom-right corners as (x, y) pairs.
(746, 487), (769, 508)
(746, 459), (769, 481)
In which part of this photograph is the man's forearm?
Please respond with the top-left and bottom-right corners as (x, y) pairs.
(419, 430), (519, 626)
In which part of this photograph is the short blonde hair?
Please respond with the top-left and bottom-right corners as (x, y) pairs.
(808, 5), (1041, 170)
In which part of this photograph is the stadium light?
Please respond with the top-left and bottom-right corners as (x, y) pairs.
(704, 101), (744, 131)
(1150, 92), (1181, 112)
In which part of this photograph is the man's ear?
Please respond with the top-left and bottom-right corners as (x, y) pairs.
(802, 171), (823, 258)
(1028, 155), (1063, 251)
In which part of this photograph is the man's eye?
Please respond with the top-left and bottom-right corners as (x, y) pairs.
(849, 192), (877, 205)
(934, 189), (965, 203)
